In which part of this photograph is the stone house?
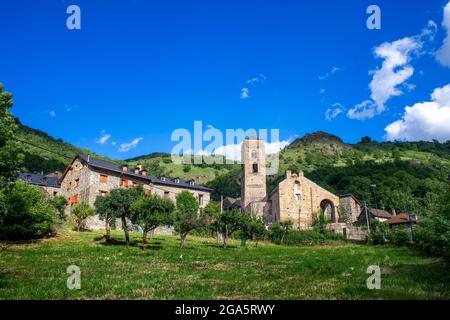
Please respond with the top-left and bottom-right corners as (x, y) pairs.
(358, 208), (393, 224)
(18, 172), (61, 197)
(58, 155), (212, 229)
(240, 137), (361, 230)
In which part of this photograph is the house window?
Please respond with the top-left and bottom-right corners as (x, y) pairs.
(75, 178), (80, 187)
(100, 190), (108, 197)
(198, 194), (204, 206)
(164, 191), (170, 199)
(99, 174), (108, 183)
(121, 179), (129, 187)
(251, 150), (257, 160)
(53, 191), (58, 196)
(67, 181), (72, 190)
(252, 163), (258, 173)
(294, 181), (301, 201)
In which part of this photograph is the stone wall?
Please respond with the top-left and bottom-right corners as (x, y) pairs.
(58, 158), (211, 231)
(344, 227), (368, 241)
(241, 138), (267, 211)
(270, 171), (340, 229)
(339, 195), (361, 223)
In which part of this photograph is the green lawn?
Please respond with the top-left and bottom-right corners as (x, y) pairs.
(0, 229), (449, 300)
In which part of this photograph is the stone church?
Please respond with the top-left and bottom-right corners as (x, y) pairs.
(240, 137), (361, 230)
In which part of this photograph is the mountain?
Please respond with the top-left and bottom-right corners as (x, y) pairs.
(16, 120), (450, 214)
(14, 118), (116, 174)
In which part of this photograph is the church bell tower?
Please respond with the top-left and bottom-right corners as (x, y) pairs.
(241, 137), (267, 212)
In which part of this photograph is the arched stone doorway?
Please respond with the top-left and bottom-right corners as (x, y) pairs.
(320, 199), (337, 223)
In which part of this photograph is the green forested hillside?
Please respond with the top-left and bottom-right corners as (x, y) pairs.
(14, 118), (115, 173)
(17, 122), (450, 215)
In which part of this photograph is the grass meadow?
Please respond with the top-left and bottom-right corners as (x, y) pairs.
(0, 229), (449, 300)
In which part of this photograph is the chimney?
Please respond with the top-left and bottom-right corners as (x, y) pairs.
(141, 169), (147, 176)
(137, 163), (143, 171)
(286, 170), (292, 179)
(122, 164), (128, 172)
(134, 167), (140, 174)
(392, 208), (397, 216)
(87, 154), (90, 162)
(298, 171), (304, 177)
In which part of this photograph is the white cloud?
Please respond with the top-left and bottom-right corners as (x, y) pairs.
(320, 88), (326, 95)
(197, 140), (290, 162)
(111, 141), (116, 146)
(240, 74), (266, 99)
(49, 110), (56, 117)
(385, 84), (450, 142)
(347, 100), (377, 120)
(119, 137), (143, 152)
(325, 103), (344, 121)
(240, 87), (250, 99)
(348, 21), (437, 121)
(437, 1), (450, 67)
(318, 66), (342, 80)
(246, 74), (266, 84)
(96, 130), (111, 144)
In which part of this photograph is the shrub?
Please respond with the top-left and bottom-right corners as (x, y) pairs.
(278, 229), (343, 246)
(52, 196), (68, 221)
(387, 226), (410, 247)
(367, 219), (388, 245)
(71, 202), (95, 232)
(0, 180), (55, 240)
(414, 189), (450, 262)
(269, 221), (293, 244)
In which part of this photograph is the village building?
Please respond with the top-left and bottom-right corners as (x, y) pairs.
(357, 208), (393, 224)
(240, 137), (361, 230)
(18, 172), (61, 197)
(386, 213), (417, 229)
(56, 155), (212, 229)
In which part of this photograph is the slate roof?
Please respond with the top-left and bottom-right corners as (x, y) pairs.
(369, 208), (393, 219)
(77, 155), (213, 192)
(19, 173), (61, 188)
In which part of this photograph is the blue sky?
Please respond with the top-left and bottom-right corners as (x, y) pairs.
(1, 0), (450, 160)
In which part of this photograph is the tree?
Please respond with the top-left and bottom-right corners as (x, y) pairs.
(0, 83), (23, 189)
(71, 202), (95, 232)
(269, 221), (293, 244)
(248, 216), (267, 246)
(52, 196), (68, 221)
(0, 180), (55, 240)
(360, 136), (373, 144)
(203, 202), (221, 242)
(131, 194), (175, 250)
(175, 191), (204, 249)
(94, 195), (115, 241)
(216, 209), (245, 249)
(107, 187), (145, 246)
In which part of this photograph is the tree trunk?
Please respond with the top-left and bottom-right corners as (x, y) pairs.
(216, 228), (220, 244)
(122, 216), (130, 246)
(223, 227), (228, 249)
(105, 218), (111, 241)
(143, 231), (148, 250)
(180, 233), (187, 249)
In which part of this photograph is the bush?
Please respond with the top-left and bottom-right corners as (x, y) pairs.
(0, 180), (55, 240)
(71, 202), (95, 232)
(387, 226), (410, 247)
(415, 218), (450, 262)
(366, 219), (388, 245)
(414, 189), (450, 262)
(278, 229), (343, 246)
